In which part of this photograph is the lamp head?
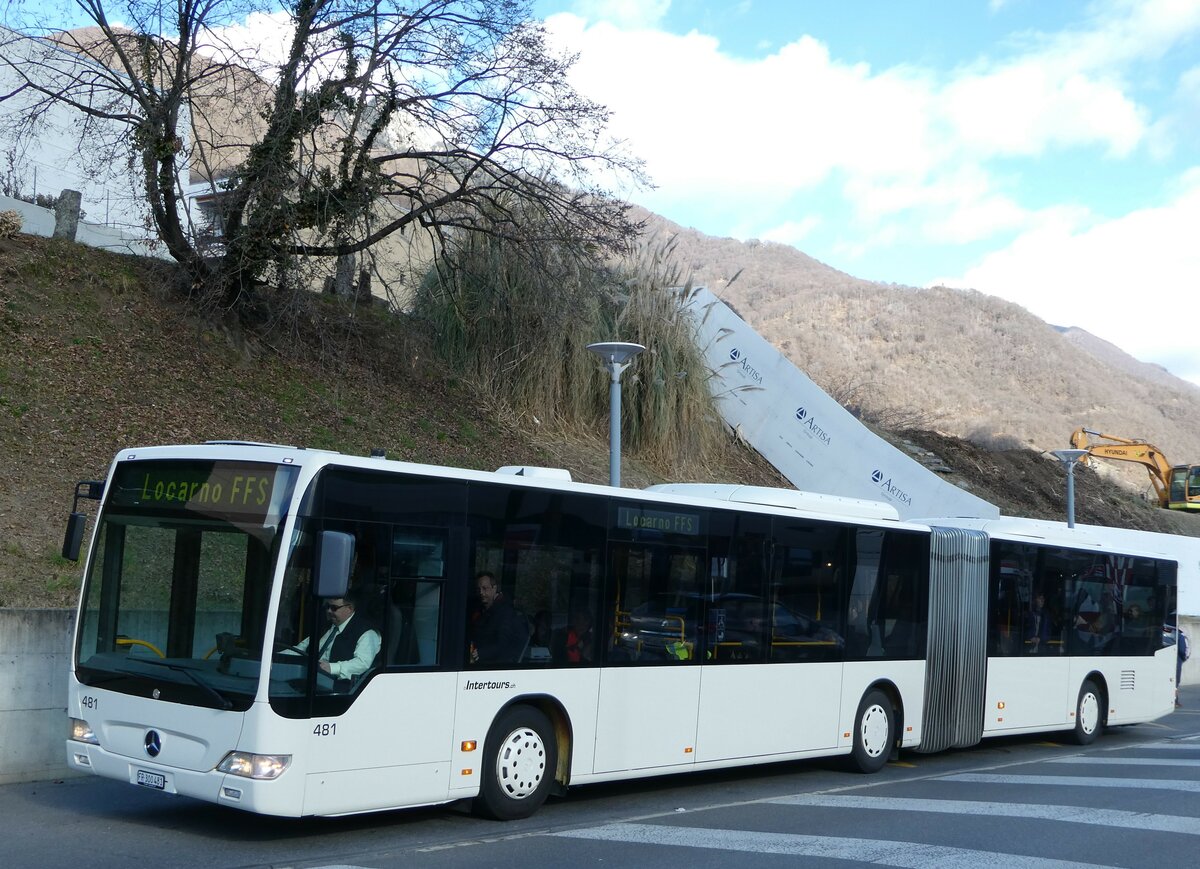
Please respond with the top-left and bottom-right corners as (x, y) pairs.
(1051, 449), (1089, 465)
(586, 341), (646, 367)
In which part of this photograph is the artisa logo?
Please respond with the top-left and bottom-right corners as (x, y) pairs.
(871, 469), (913, 505)
(728, 347), (764, 384)
(795, 407), (832, 445)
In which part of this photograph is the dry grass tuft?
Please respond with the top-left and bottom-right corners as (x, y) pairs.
(413, 233), (730, 478)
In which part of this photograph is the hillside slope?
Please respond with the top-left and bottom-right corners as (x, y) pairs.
(0, 234), (782, 607)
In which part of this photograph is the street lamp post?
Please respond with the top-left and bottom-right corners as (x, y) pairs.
(1050, 448), (1090, 528)
(586, 342), (646, 488)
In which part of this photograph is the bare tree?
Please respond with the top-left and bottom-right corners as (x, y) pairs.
(0, 0), (645, 317)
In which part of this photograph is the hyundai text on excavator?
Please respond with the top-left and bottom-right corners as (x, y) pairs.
(1069, 428), (1200, 511)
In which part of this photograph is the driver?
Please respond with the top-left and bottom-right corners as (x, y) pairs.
(290, 590), (380, 686)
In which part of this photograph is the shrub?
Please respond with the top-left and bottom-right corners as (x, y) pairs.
(0, 210), (21, 238)
(414, 224), (727, 472)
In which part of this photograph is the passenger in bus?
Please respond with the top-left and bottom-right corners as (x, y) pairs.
(1024, 592), (1052, 653)
(469, 572), (529, 664)
(1072, 587), (1117, 652)
(531, 610), (553, 649)
(290, 590), (381, 689)
(1119, 603), (1151, 655)
(554, 609), (595, 664)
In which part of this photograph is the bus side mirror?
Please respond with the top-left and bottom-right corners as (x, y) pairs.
(62, 512), (87, 561)
(315, 530), (354, 599)
(62, 480), (105, 562)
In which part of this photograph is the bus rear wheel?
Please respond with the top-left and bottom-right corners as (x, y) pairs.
(850, 688), (895, 773)
(1071, 679), (1104, 745)
(475, 705), (557, 821)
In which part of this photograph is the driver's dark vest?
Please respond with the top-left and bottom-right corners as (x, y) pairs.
(329, 614), (373, 663)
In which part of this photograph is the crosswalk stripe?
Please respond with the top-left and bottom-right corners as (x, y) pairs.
(770, 794), (1200, 835)
(551, 822), (1117, 868)
(1048, 756), (1200, 767)
(941, 773), (1200, 792)
(1102, 742), (1200, 751)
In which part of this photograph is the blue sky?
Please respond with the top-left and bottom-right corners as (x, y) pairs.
(533, 0), (1200, 386)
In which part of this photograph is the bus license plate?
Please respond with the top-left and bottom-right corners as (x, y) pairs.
(136, 770), (165, 790)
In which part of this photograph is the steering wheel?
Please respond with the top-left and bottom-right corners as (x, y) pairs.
(271, 641), (310, 665)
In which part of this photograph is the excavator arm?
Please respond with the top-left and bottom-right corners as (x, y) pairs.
(1068, 428), (1173, 507)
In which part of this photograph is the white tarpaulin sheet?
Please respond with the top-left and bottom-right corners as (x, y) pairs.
(685, 286), (999, 520)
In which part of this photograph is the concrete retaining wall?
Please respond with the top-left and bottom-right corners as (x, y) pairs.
(0, 609), (78, 785)
(1, 608), (1198, 785)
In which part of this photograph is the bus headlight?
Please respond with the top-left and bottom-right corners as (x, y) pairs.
(69, 718), (99, 745)
(216, 751), (291, 780)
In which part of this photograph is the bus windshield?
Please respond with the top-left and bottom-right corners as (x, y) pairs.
(75, 459), (299, 711)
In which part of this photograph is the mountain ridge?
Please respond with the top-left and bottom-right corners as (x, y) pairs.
(635, 207), (1200, 482)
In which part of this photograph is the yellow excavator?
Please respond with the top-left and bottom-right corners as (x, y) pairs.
(1069, 428), (1200, 511)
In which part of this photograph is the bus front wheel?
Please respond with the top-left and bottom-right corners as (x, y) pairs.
(850, 688), (895, 773)
(1072, 679), (1104, 745)
(475, 705), (557, 821)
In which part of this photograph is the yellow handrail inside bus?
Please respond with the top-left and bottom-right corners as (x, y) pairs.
(116, 637), (165, 658)
(660, 614), (686, 640)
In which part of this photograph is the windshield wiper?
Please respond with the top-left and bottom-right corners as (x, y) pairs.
(128, 659), (234, 710)
(77, 670), (130, 688)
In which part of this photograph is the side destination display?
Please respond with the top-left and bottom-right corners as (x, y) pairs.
(684, 286), (999, 520)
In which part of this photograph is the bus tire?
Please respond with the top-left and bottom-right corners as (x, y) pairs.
(1071, 679), (1104, 745)
(475, 705), (557, 821)
(850, 688), (895, 773)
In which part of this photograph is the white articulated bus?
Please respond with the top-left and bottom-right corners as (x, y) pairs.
(63, 442), (1181, 819)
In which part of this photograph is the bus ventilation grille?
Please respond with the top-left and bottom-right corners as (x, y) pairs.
(1120, 670), (1136, 691)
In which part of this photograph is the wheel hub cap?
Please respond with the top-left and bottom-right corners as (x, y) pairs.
(496, 726), (546, 799)
(861, 704), (888, 758)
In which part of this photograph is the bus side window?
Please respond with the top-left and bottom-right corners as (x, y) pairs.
(875, 532), (928, 660)
(387, 528), (447, 667)
(769, 520), (847, 663)
(468, 485), (605, 669)
(608, 544), (703, 663)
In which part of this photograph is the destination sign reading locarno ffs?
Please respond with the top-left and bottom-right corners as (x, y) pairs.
(616, 504), (702, 536)
(108, 461), (289, 519)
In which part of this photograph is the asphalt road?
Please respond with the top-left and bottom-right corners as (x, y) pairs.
(7, 687), (1200, 868)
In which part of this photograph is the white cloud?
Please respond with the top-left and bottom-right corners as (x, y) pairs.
(940, 65), (1146, 158)
(936, 170), (1200, 383)
(921, 193), (1029, 245)
(761, 216), (820, 246)
(1046, 0), (1200, 70)
(545, 17), (943, 206)
(939, 0), (1200, 161)
(1149, 64), (1200, 158)
(569, 0), (671, 30)
(843, 164), (1029, 243)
